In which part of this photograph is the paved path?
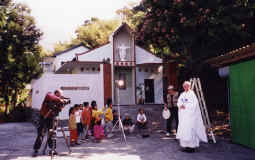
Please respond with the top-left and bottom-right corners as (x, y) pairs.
(0, 123), (254, 160)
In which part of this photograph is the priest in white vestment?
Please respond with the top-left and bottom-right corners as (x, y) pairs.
(176, 81), (208, 152)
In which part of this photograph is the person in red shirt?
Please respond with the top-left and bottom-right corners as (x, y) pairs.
(33, 89), (64, 157)
(81, 102), (91, 139)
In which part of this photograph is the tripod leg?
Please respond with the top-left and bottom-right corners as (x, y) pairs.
(60, 126), (72, 154)
(119, 118), (127, 143)
(50, 128), (57, 160)
(47, 118), (57, 160)
(111, 121), (119, 132)
(42, 131), (49, 155)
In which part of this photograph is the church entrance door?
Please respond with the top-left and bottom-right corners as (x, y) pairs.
(144, 79), (154, 103)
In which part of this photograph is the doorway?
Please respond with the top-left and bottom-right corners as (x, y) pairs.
(144, 79), (154, 103)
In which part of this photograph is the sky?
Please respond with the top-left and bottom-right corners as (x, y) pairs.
(14, 0), (141, 51)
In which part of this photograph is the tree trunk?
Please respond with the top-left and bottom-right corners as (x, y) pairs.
(11, 89), (18, 108)
(3, 85), (10, 118)
(4, 95), (9, 118)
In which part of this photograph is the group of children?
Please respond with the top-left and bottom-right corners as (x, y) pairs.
(68, 99), (149, 146)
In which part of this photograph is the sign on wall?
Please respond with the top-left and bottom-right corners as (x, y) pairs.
(60, 86), (90, 90)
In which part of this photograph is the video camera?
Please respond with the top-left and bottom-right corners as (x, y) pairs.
(46, 98), (71, 117)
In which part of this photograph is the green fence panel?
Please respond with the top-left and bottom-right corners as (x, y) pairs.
(230, 59), (255, 149)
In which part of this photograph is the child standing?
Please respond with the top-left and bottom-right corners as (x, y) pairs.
(81, 102), (91, 139)
(74, 104), (83, 142)
(112, 109), (118, 127)
(91, 101), (103, 135)
(69, 107), (79, 146)
(93, 118), (104, 142)
(104, 99), (113, 136)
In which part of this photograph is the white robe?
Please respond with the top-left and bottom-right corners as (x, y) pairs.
(176, 89), (208, 148)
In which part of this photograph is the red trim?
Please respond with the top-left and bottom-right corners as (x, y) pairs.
(114, 61), (136, 66)
(136, 63), (163, 65)
(103, 63), (112, 105)
(112, 104), (164, 107)
(206, 43), (255, 67)
(113, 35), (116, 104)
(75, 42), (110, 60)
(134, 35), (137, 105)
(65, 61), (104, 64)
(114, 61), (135, 62)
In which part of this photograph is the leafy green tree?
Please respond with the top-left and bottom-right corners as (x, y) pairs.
(75, 17), (120, 49)
(116, 2), (145, 30)
(52, 41), (72, 54)
(0, 1), (42, 117)
(136, 0), (255, 68)
(52, 18), (121, 53)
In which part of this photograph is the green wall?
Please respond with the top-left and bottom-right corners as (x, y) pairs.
(230, 59), (255, 149)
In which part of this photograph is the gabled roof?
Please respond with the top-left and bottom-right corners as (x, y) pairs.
(112, 22), (134, 36)
(75, 42), (110, 60)
(136, 46), (162, 64)
(53, 43), (89, 57)
(75, 22), (162, 64)
(206, 43), (255, 68)
(109, 22), (134, 42)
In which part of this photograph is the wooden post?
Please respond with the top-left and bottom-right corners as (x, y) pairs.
(103, 63), (112, 105)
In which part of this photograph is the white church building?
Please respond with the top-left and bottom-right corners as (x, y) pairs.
(32, 23), (164, 119)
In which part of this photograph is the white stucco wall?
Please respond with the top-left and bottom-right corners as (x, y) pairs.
(136, 67), (164, 104)
(32, 65), (104, 119)
(55, 46), (89, 71)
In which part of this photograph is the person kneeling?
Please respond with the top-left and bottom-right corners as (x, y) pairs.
(136, 108), (148, 133)
(93, 118), (104, 142)
(123, 114), (135, 134)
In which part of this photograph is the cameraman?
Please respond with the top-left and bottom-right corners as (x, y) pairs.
(32, 89), (65, 157)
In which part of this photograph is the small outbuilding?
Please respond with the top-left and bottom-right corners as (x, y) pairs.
(207, 44), (255, 149)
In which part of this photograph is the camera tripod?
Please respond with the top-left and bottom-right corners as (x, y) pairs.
(111, 110), (127, 143)
(42, 115), (71, 160)
(111, 81), (127, 143)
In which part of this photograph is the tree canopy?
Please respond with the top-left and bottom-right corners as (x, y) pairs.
(0, 1), (42, 116)
(75, 18), (120, 49)
(51, 18), (120, 53)
(135, 0), (255, 67)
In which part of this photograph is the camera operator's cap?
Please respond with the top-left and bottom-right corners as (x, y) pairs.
(168, 85), (174, 90)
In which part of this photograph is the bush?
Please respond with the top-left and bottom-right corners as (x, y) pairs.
(7, 105), (33, 122)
